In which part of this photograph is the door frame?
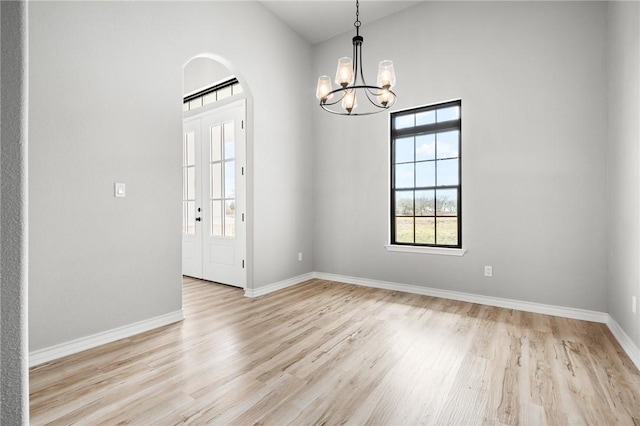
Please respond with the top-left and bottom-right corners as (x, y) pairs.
(182, 97), (248, 289)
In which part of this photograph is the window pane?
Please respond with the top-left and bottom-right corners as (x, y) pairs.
(225, 161), (235, 198)
(187, 166), (195, 200)
(415, 217), (435, 244)
(395, 216), (414, 243)
(437, 159), (459, 186)
(415, 190), (435, 216)
(217, 86), (232, 100)
(186, 201), (196, 235)
(211, 200), (222, 236)
(395, 190), (414, 216)
(203, 92), (216, 105)
(189, 98), (202, 110)
(416, 110), (436, 126)
(211, 163), (222, 199)
(416, 161), (435, 188)
(416, 134), (435, 161)
(211, 125), (222, 162)
(395, 163), (414, 188)
(436, 189), (457, 216)
(395, 114), (414, 129)
(225, 200), (236, 237)
(224, 122), (235, 160)
(436, 217), (458, 245)
(395, 137), (414, 163)
(437, 131), (459, 159)
(232, 83), (243, 94)
(437, 106), (459, 122)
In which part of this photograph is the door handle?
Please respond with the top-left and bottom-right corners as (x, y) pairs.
(195, 217), (201, 222)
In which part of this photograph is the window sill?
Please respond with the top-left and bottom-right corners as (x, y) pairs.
(384, 245), (467, 256)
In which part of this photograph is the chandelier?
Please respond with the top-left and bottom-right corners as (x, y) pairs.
(315, 0), (397, 116)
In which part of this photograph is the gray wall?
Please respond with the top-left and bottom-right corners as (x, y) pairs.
(28, 1), (314, 352)
(1, 1), (29, 422)
(312, 1), (609, 311)
(607, 1), (640, 348)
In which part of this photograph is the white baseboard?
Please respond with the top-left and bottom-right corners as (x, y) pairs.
(31, 273), (639, 373)
(244, 272), (315, 298)
(29, 310), (184, 367)
(606, 316), (640, 371)
(314, 272), (609, 323)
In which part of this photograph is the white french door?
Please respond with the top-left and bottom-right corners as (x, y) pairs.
(182, 101), (246, 288)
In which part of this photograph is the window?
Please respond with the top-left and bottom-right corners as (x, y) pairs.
(390, 100), (461, 248)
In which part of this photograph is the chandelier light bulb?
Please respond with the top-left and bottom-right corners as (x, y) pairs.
(342, 89), (358, 113)
(316, 76), (333, 102)
(335, 57), (354, 87)
(377, 60), (396, 89)
(377, 88), (393, 107)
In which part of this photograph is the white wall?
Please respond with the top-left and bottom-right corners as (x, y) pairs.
(183, 57), (234, 95)
(312, 1), (609, 311)
(28, 1), (314, 352)
(607, 1), (640, 348)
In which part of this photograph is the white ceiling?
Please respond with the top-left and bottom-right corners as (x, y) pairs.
(260, 1), (422, 44)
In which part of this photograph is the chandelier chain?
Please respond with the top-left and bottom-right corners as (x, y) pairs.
(354, 0), (361, 29)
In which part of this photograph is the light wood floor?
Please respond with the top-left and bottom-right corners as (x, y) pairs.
(30, 277), (640, 425)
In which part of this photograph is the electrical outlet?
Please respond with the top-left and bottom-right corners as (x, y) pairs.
(633, 296), (637, 314)
(484, 266), (493, 277)
(298, 252), (303, 262)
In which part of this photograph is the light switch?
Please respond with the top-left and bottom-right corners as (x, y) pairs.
(114, 183), (126, 198)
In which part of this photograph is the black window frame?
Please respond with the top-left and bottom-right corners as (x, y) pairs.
(390, 100), (462, 248)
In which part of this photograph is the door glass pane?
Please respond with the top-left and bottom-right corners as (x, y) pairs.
(182, 202), (187, 234)
(395, 217), (414, 243)
(436, 159), (458, 186)
(211, 163), (222, 199)
(211, 200), (222, 236)
(415, 217), (435, 244)
(211, 125), (222, 162)
(436, 217), (458, 245)
(187, 166), (195, 200)
(395, 137), (414, 163)
(225, 200), (236, 237)
(182, 168), (187, 200)
(224, 122), (235, 160)
(416, 134), (435, 161)
(225, 161), (235, 198)
(436, 131), (459, 159)
(186, 201), (196, 235)
(186, 131), (195, 166)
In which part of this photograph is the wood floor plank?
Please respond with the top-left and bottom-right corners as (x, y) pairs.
(30, 277), (640, 425)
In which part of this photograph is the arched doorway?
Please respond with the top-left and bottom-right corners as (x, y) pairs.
(181, 56), (249, 289)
